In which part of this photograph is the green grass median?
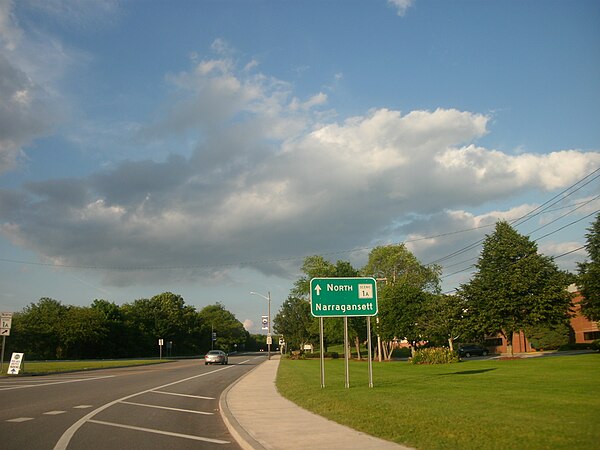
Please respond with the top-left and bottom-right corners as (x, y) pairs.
(2, 359), (172, 376)
(276, 354), (599, 450)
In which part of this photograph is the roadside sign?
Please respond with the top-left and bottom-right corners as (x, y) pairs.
(1, 312), (12, 336)
(261, 315), (269, 330)
(310, 277), (378, 317)
(8, 353), (23, 375)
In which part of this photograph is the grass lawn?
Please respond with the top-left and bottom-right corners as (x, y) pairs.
(2, 359), (172, 376)
(276, 353), (600, 450)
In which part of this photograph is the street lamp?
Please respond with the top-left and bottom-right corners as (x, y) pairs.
(250, 291), (271, 360)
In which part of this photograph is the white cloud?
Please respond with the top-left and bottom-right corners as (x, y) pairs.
(1, 38), (598, 288)
(387, 0), (415, 17)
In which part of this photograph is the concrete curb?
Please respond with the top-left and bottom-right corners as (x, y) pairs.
(219, 358), (267, 450)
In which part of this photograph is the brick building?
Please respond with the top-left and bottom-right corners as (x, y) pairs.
(482, 286), (598, 354)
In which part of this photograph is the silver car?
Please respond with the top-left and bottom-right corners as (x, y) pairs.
(204, 350), (228, 365)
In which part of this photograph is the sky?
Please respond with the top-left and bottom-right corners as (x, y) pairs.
(0, 0), (599, 334)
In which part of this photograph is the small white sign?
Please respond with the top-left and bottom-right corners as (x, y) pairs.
(261, 315), (269, 330)
(358, 284), (373, 299)
(1, 317), (12, 329)
(1, 328), (10, 336)
(8, 353), (24, 375)
(158, 339), (164, 346)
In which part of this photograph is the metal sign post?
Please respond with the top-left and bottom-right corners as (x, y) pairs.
(319, 317), (325, 388)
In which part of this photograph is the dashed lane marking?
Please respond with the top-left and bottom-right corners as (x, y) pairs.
(53, 363), (240, 450)
(6, 417), (34, 422)
(119, 400), (213, 415)
(151, 390), (214, 400)
(87, 419), (230, 444)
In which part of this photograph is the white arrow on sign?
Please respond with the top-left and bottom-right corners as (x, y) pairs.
(314, 284), (322, 296)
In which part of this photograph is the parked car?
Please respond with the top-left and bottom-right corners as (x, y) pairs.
(204, 350), (228, 365)
(457, 344), (488, 357)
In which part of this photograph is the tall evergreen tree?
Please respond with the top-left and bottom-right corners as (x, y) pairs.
(578, 213), (600, 320)
(459, 221), (572, 356)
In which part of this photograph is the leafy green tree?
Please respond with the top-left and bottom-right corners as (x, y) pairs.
(90, 299), (130, 357)
(59, 306), (108, 359)
(378, 283), (430, 355)
(362, 244), (441, 293)
(459, 221), (573, 356)
(197, 303), (246, 353)
(273, 296), (316, 351)
(10, 298), (68, 359)
(525, 321), (572, 350)
(578, 213), (600, 320)
(122, 292), (202, 356)
(418, 294), (466, 351)
(291, 255), (337, 298)
(362, 244), (441, 359)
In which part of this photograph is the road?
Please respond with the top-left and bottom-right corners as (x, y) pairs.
(0, 354), (266, 450)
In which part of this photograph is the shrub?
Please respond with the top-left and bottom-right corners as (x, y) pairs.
(591, 340), (600, 351)
(391, 347), (412, 358)
(558, 343), (593, 351)
(410, 347), (459, 365)
(303, 352), (339, 359)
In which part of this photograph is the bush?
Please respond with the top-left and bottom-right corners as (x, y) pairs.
(391, 347), (412, 358)
(410, 347), (459, 365)
(303, 352), (339, 359)
(591, 340), (600, 351)
(558, 343), (593, 351)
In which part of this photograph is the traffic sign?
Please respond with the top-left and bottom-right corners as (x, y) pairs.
(310, 277), (378, 317)
(1, 312), (12, 336)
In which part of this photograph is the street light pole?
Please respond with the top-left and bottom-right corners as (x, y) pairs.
(250, 291), (271, 360)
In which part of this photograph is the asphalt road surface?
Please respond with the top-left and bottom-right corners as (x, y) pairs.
(0, 354), (266, 450)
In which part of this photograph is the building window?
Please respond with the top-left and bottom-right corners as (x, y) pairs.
(583, 331), (600, 341)
(484, 338), (503, 347)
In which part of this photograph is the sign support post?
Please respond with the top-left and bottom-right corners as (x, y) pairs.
(367, 316), (373, 388)
(319, 317), (325, 388)
(344, 316), (350, 388)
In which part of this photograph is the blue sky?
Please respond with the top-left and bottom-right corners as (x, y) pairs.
(1, 0), (599, 333)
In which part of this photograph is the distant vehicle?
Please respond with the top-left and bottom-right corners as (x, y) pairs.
(458, 344), (488, 358)
(204, 350), (228, 365)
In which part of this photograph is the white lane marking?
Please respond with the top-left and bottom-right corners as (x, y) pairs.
(44, 411), (67, 415)
(87, 419), (230, 444)
(119, 400), (213, 415)
(53, 364), (238, 450)
(151, 390), (214, 400)
(0, 375), (115, 391)
(6, 417), (34, 422)
(73, 405), (93, 409)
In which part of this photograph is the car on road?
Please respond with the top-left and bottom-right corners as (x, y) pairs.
(457, 344), (489, 358)
(204, 350), (228, 365)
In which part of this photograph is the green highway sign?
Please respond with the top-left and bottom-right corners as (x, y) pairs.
(310, 277), (378, 317)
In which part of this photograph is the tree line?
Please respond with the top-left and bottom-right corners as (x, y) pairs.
(5, 292), (264, 360)
(274, 215), (600, 357)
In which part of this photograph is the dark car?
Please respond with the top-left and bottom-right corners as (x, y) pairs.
(204, 350), (228, 365)
(457, 344), (488, 358)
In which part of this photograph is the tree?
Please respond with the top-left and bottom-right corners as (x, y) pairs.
(59, 306), (108, 359)
(418, 294), (466, 351)
(11, 298), (68, 359)
(273, 296), (316, 351)
(362, 244), (441, 359)
(578, 213), (600, 320)
(362, 244), (441, 293)
(197, 303), (246, 353)
(459, 221), (573, 356)
(122, 292), (202, 356)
